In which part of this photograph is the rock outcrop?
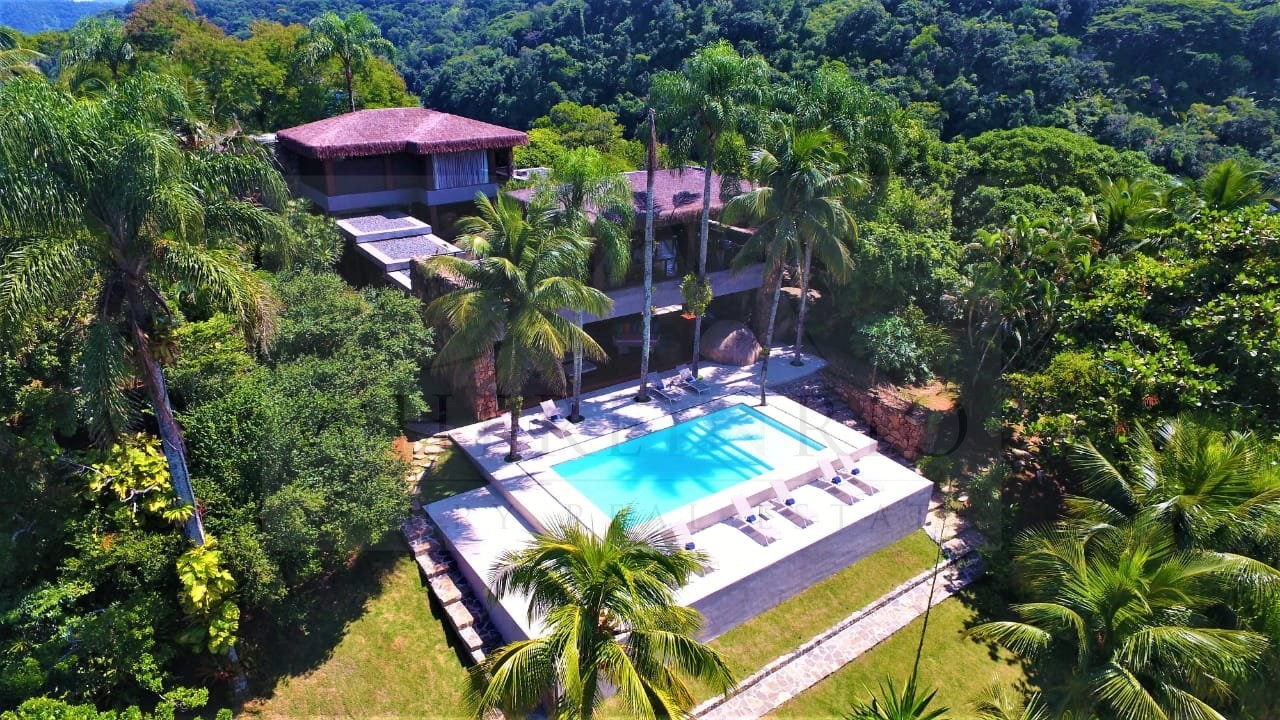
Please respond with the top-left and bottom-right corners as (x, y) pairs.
(701, 319), (763, 365)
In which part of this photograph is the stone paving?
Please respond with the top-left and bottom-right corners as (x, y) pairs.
(691, 524), (985, 720)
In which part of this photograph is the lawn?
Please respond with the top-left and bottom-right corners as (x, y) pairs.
(767, 584), (1032, 719)
(243, 443), (950, 718)
(708, 530), (942, 682)
(240, 553), (473, 719)
(241, 442), (484, 719)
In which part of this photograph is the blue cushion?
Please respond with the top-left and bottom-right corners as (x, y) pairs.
(831, 477), (842, 484)
(784, 497), (795, 506)
(851, 468), (860, 475)
(746, 514), (757, 523)
(684, 542), (696, 551)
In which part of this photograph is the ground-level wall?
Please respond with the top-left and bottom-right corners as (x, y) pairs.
(690, 482), (933, 640)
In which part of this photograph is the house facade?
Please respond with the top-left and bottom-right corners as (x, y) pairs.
(275, 107), (528, 228)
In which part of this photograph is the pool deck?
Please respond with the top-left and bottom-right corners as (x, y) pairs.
(427, 351), (934, 642)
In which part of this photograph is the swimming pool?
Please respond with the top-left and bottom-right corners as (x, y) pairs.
(551, 404), (825, 517)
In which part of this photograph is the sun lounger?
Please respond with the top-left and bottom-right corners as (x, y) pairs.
(669, 521), (698, 550)
(837, 453), (880, 496)
(669, 521), (715, 575)
(677, 365), (711, 394)
(728, 494), (776, 545)
(646, 373), (677, 403)
(816, 458), (862, 505)
(538, 399), (577, 437)
(768, 478), (814, 528)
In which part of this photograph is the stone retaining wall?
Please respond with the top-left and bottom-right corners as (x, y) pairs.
(824, 372), (950, 461)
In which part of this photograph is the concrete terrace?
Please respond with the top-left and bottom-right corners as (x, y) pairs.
(427, 351), (934, 643)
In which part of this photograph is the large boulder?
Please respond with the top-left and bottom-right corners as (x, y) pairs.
(701, 320), (763, 366)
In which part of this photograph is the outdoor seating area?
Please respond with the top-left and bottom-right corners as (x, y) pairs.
(428, 352), (934, 642)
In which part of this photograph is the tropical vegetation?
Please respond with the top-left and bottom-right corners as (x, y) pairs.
(3, 0), (1280, 717)
(469, 507), (734, 719)
(419, 194), (611, 461)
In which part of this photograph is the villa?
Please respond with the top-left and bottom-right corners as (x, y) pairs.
(272, 107), (940, 687)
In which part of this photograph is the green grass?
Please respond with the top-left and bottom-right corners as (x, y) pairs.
(767, 585), (1032, 719)
(242, 441), (484, 719)
(709, 530), (941, 683)
(241, 554), (473, 719)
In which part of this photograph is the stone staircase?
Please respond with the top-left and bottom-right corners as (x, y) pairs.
(402, 512), (503, 663)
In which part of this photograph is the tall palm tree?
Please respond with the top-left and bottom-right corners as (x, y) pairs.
(60, 17), (136, 82)
(651, 41), (769, 376)
(1197, 159), (1277, 212)
(0, 26), (43, 82)
(723, 124), (858, 406)
(296, 11), (394, 113)
(538, 147), (633, 421)
(0, 74), (289, 548)
(970, 522), (1275, 720)
(469, 506), (735, 720)
(637, 108), (659, 403)
(788, 151), (862, 367)
(420, 193), (610, 462)
(1067, 417), (1280, 552)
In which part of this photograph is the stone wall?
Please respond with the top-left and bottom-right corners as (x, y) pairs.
(825, 372), (949, 461)
(411, 259), (501, 421)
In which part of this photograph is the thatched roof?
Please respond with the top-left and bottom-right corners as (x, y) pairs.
(509, 167), (746, 227)
(277, 108), (529, 160)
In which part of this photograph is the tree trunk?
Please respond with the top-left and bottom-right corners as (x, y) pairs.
(760, 265), (785, 407)
(569, 311), (584, 421)
(345, 62), (356, 113)
(637, 109), (658, 403)
(132, 318), (247, 697)
(691, 141), (715, 376)
(506, 396), (523, 463)
(131, 322), (206, 546)
(792, 242), (814, 366)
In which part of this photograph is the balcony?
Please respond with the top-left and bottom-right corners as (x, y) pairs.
(297, 182), (498, 214)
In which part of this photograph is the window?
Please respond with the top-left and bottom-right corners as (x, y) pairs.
(432, 150), (489, 189)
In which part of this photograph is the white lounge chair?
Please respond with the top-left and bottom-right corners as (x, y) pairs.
(837, 453), (880, 496)
(677, 365), (711, 394)
(768, 478), (814, 528)
(538, 399), (577, 437)
(646, 373), (677, 403)
(669, 521), (715, 575)
(728, 494), (776, 545)
(816, 458), (862, 505)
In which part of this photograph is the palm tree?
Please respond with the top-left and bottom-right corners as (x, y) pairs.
(1085, 177), (1170, 253)
(0, 74), (289, 548)
(469, 506), (735, 719)
(60, 17), (136, 82)
(788, 153), (863, 367)
(651, 41), (769, 376)
(970, 522), (1275, 719)
(0, 26), (43, 82)
(295, 11), (394, 114)
(637, 108), (659, 403)
(847, 678), (949, 720)
(1067, 417), (1280, 552)
(974, 684), (1049, 720)
(723, 124), (858, 406)
(1197, 159), (1277, 212)
(538, 147), (633, 421)
(420, 193), (610, 462)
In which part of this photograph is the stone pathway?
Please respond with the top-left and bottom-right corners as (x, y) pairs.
(691, 531), (984, 720)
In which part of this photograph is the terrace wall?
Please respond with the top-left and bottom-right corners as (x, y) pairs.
(690, 481), (933, 640)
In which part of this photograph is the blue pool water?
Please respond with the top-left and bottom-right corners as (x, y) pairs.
(551, 404), (825, 516)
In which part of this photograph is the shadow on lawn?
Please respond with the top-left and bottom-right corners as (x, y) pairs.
(240, 445), (486, 705)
